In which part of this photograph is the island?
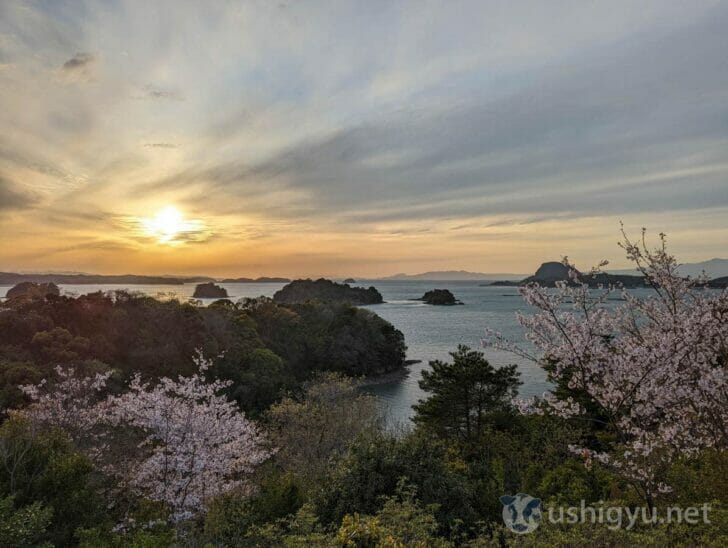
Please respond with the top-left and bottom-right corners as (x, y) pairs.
(343, 278), (356, 284)
(416, 289), (463, 305)
(706, 276), (728, 288)
(273, 278), (383, 305)
(5, 281), (60, 300)
(192, 282), (228, 298)
(490, 261), (648, 288)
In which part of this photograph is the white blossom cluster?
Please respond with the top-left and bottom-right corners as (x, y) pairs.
(17, 353), (270, 521)
(19, 366), (111, 444)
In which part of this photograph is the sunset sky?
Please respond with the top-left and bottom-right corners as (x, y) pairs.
(1, 1), (727, 278)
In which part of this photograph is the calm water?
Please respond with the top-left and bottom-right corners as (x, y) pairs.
(0, 282), (289, 303)
(358, 281), (549, 425)
(0, 281), (552, 424)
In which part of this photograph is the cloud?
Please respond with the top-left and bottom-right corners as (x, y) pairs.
(1, 0), (727, 273)
(144, 143), (178, 148)
(59, 52), (95, 81)
(0, 175), (36, 212)
(46, 239), (137, 255)
(147, 3), (728, 226)
(62, 52), (93, 71)
(141, 85), (184, 101)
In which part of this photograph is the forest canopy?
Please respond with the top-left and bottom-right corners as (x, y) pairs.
(0, 290), (405, 415)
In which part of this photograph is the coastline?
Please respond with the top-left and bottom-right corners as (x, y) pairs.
(357, 359), (420, 387)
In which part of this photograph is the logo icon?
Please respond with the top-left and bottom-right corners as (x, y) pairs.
(500, 493), (542, 534)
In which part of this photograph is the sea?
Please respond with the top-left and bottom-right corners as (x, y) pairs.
(1, 280), (556, 425)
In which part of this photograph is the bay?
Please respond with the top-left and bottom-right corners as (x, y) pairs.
(1, 280), (552, 424)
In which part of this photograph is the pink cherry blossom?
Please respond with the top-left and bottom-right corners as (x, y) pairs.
(485, 229), (728, 502)
(18, 352), (271, 521)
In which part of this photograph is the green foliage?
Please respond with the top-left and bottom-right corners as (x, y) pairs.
(0, 360), (45, 412)
(537, 460), (614, 505)
(76, 524), (176, 548)
(75, 499), (175, 547)
(314, 430), (481, 535)
(272, 278), (383, 306)
(0, 496), (52, 547)
(413, 345), (521, 441)
(665, 449), (728, 505)
(216, 347), (291, 416)
(204, 470), (305, 545)
(365, 480), (448, 546)
(454, 413), (611, 508)
(267, 373), (382, 490)
(0, 417), (103, 546)
(0, 291), (407, 416)
(233, 503), (332, 547)
(336, 513), (393, 547)
(31, 327), (91, 362)
(253, 301), (406, 378)
(212, 488), (453, 548)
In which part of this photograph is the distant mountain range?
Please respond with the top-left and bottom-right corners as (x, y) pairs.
(377, 259), (728, 282)
(378, 270), (526, 281)
(3, 258), (725, 287)
(490, 260), (728, 289)
(0, 272), (215, 285)
(0, 272), (290, 285)
(608, 258), (728, 279)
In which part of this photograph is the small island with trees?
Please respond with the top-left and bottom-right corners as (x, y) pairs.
(192, 282), (229, 298)
(416, 288), (463, 305)
(273, 278), (383, 305)
(5, 281), (60, 301)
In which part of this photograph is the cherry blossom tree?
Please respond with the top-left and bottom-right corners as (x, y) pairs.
(17, 353), (271, 521)
(18, 366), (111, 453)
(485, 229), (728, 505)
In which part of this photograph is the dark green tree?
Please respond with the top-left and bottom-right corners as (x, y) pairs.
(204, 470), (305, 545)
(314, 430), (480, 534)
(0, 495), (52, 548)
(413, 345), (521, 441)
(0, 417), (103, 546)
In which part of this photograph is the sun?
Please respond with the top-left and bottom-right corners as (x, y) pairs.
(141, 206), (204, 245)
